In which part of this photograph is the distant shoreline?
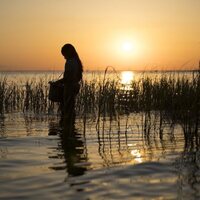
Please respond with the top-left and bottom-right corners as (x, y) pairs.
(0, 69), (199, 73)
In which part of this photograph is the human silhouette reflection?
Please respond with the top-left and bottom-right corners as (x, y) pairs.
(49, 114), (88, 177)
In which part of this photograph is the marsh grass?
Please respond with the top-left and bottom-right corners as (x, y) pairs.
(0, 70), (200, 147)
(0, 77), (58, 115)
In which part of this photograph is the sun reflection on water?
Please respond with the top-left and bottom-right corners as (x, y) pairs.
(120, 71), (134, 85)
(131, 149), (142, 163)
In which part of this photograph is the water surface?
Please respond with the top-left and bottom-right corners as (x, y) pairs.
(0, 71), (200, 199)
(0, 111), (199, 200)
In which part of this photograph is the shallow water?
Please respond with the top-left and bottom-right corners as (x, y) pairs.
(0, 111), (200, 200)
(0, 70), (200, 199)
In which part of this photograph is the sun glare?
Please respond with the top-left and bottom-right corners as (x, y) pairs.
(131, 149), (142, 163)
(119, 39), (139, 57)
(111, 35), (143, 67)
(122, 42), (133, 52)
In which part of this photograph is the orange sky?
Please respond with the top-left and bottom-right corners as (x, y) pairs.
(0, 0), (200, 71)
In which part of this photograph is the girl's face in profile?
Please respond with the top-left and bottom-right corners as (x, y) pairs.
(63, 54), (67, 60)
(62, 52), (67, 60)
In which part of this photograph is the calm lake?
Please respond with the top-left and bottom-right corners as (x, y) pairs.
(0, 71), (199, 200)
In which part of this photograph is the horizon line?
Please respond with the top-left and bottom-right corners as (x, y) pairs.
(0, 69), (199, 73)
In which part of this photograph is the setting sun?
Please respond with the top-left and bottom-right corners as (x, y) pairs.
(122, 42), (133, 52)
(116, 38), (140, 60)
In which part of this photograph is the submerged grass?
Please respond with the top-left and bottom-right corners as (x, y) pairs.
(0, 71), (200, 147)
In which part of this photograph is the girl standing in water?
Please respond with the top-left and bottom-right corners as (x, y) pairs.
(59, 44), (83, 119)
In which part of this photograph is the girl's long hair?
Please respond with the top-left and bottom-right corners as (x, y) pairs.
(61, 43), (83, 80)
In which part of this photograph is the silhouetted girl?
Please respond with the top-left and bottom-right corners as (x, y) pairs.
(59, 44), (83, 119)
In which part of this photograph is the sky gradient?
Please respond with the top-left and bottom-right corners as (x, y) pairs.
(0, 0), (200, 71)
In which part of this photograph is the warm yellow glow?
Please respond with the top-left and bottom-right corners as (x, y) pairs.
(120, 71), (134, 85)
(0, 1), (200, 71)
(110, 36), (143, 69)
(122, 41), (133, 52)
(118, 39), (139, 58)
(131, 149), (142, 163)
